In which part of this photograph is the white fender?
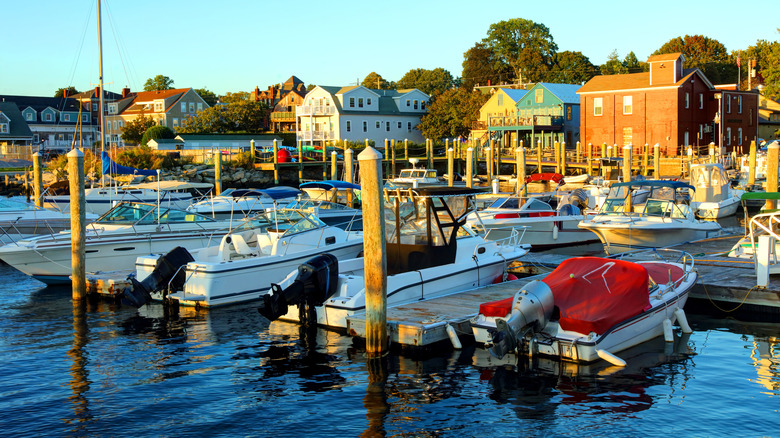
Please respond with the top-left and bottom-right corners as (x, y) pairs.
(445, 323), (462, 350)
(552, 224), (559, 240)
(596, 349), (626, 367)
(674, 307), (692, 333)
(663, 318), (674, 342)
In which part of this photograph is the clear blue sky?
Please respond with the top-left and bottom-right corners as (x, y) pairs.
(1, 0), (778, 97)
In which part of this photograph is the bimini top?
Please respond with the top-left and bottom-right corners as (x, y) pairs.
(542, 257), (650, 335)
(124, 180), (214, 191)
(741, 191), (780, 201)
(299, 180), (360, 190)
(387, 186), (486, 198)
(610, 180), (695, 191)
(233, 186), (301, 200)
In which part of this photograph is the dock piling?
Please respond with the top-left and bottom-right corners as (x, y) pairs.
(32, 152), (42, 207)
(68, 149), (86, 300)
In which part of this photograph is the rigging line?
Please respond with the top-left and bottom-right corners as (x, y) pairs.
(103, 0), (138, 91)
(63, 0), (96, 94)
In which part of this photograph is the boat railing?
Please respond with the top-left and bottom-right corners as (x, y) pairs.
(746, 211), (780, 249)
(614, 248), (696, 288)
(480, 226), (527, 252)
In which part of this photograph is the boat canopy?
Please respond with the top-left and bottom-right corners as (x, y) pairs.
(610, 180), (694, 191)
(227, 187), (301, 200)
(740, 192), (780, 201)
(125, 180), (214, 191)
(299, 180), (360, 190)
(542, 257), (650, 335)
(101, 151), (158, 176)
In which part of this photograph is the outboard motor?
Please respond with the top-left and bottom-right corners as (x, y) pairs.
(122, 246), (194, 307)
(489, 280), (555, 359)
(258, 253), (339, 326)
(566, 188), (589, 210)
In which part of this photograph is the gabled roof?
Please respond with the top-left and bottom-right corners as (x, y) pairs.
(0, 95), (85, 124)
(175, 134), (282, 141)
(534, 83), (581, 104)
(577, 68), (713, 94)
(311, 85), (429, 116)
(0, 102), (33, 139)
(647, 52), (684, 63)
(501, 88), (528, 102)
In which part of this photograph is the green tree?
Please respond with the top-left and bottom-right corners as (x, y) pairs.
(740, 38), (780, 93)
(140, 125), (175, 146)
(178, 107), (225, 133)
(143, 75), (174, 91)
(417, 88), (488, 139)
(600, 50), (629, 75)
(54, 86), (79, 98)
(396, 68), (455, 97)
(120, 111), (156, 145)
(178, 100), (269, 134)
(361, 72), (392, 89)
(622, 51), (648, 73)
(652, 35), (736, 83)
(483, 18), (558, 84)
(461, 42), (514, 90)
(195, 87), (218, 106)
(761, 41), (780, 100)
(548, 51), (597, 84)
(220, 91), (250, 104)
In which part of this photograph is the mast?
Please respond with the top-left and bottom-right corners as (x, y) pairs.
(97, 0), (105, 185)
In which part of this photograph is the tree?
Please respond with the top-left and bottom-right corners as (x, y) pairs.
(396, 68), (455, 97)
(599, 50), (629, 75)
(177, 100), (269, 134)
(361, 72), (392, 89)
(741, 38), (780, 94)
(548, 51), (597, 84)
(417, 88), (488, 139)
(622, 51), (648, 73)
(483, 18), (558, 84)
(143, 75), (174, 91)
(195, 88), (218, 106)
(54, 86), (79, 98)
(120, 111), (156, 145)
(140, 125), (175, 146)
(220, 91), (250, 104)
(761, 41), (780, 100)
(652, 35), (736, 83)
(461, 42), (514, 90)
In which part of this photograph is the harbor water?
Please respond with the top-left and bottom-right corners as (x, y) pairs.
(1, 260), (779, 437)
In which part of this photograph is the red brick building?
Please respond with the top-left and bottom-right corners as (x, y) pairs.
(578, 53), (758, 154)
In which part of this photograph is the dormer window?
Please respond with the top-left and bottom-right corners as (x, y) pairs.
(421, 101), (426, 110)
(0, 123), (8, 134)
(189, 102), (195, 113)
(413, 100), (418, 110)
(25, 112), (33, 121)
(154, 102), (163, 112)
(108, 103), (118, 114)
(45, 113), (53, 122)
(349, 97), (355, 108)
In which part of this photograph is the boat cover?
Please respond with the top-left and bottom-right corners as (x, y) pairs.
(102, 151), (158, 176)
(542, 257), (649, 335)
(525, 173), (563, 184)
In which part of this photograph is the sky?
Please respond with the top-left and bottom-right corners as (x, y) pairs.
(1, 0), (778, 98)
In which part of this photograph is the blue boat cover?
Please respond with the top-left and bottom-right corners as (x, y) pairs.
(102, 151), (158, 176)
(299, 180), (360, 190)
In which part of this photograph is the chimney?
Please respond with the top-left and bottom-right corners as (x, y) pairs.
(94, 86), (101, 98)
(63, 88), (70, 98)
(488, 80), (491, 86)
(122, 87), (130, 98)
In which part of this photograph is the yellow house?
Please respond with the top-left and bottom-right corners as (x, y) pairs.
(758, 90), (780, 141)
(471, 88), (528, 149)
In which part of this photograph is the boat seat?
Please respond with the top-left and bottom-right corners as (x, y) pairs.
(230, 233), (256, 256)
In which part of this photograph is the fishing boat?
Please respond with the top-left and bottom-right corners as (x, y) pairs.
(257, 187), (530, 330)
(0, 201), (245, 284)
(578, 180), (721, 254)
(688, 163), (741, 219)
(0, 197), (99, 244)
(128, 209), (364, 308)
(186, 186), (300, 219)
(466, 173), (599, 250)
(471, 250), (696, 366)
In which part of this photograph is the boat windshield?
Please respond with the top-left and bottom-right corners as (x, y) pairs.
(98, 203), (215, 225)
(281, 213), (326, 236)
(0, 198), (40, 211)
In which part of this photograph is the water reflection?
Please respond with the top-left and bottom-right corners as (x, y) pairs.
(66, 300), (93, 432)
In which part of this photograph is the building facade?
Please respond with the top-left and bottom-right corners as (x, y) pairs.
(0, 102), (33, 159)
(0, 95), (95, 149)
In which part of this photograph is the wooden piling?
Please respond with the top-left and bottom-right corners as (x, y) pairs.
(391, 139), (396, 177)
(297, 140), (303, 181)
(536, 140), (542, 173)
(486, 146), (493, 183)
(517, 146), (526, 196)
(654, 143), (661, 179)
(214, 149), (222, 195)
(554, 141), (560, 174)
(345, 148), (354, 205)
(322, 142), (328, 180)
(560, 141), (567, 176)
(767, 142), (779, 210)
(32, 152), (42, 207)
(466, 147), (473, 189)
(272, 139), (279, 184)
(642, 144), (649, 176)
(357, 147), (388, 357)
(749, 140), (757, 185)
(447, 148), (454, 187)
(587, 143), (594, 176)
(623, 145), (632, 213)
(709, 142), (716, 164)
(427, 139), (433, 169)
(331, 151), (338, 180)
(68, 149), (86, 300)
(404, 139), (408, 162)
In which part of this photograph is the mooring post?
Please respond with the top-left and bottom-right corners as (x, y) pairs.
(447, 148), (454, 187)
(322, 142), (328, 180)
(517, 146), (527, 196)
(297, 140), (303, 181)
(536, 140), (543, 173)
(587, 143), (594, 176)
(428, 139), (434, 169)
(358, 147), (388, 357)
(344, 148), (354, 205)
(687, 147), (694, 178)
(404, 139), (408, 162)
(391, 139), (396, 177)
(654, 143), (661, 179)
(486, 146), (493, 183)
(68, 149), (86, 300)
(749, 140), (757, 186)
(33, 152), (43, 207)
(767, 142), (779, 210)
(623, 145), (633, 213)
(642, 144), (649, 176)
(214, 149), (222, 195)
(560, 141), (567, 176)
(272, 139), (279, 184)
(331, 151), (338, 180)
(554, 141), (560, 174)
(709, 142), (716, 164)
(466, 147), (474, 189)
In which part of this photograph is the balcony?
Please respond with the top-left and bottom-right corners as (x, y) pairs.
(486, 114), (564, 129)
(270, 111), (296, 122)
(296, 105), (336, 116)
(297, 130), (336, 141)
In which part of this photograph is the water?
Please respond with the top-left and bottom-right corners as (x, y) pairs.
(1, 262), (779, 437)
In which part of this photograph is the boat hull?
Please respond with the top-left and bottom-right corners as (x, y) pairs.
(579, 217), (721, 254)
(693, 197), (741, 219)
(479, 216), (599, 250)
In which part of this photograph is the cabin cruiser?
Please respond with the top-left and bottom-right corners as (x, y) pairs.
(186, 186), (300, 219)
(472, 250), (696, 366)
(385, 158), (458, 188)
(257, 186), (530, 330)
(0, 201), (244, 284)
(578, 180), (722, 254)
(43, 180), (213, 216)
(688, 163), (742, 219)
(0, 197), (99, 245)
(127, 210), (364, 308)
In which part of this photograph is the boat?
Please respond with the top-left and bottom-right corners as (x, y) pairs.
(728, 192), (780, 262)
(279, 198), (362, 230)
(186, 186), (300, 219)
(466, 173), (599, 250)
(256, 186), (530, 330)
(299, 180), (360, 205)
(127, 209), (364, 308)
(688, 163), (742, 219)
(739, 151), (767, 180)
(43, 180), (213, 216)
(385, 158), (461, 188)
(0, 201), (245, 284)
(0, 197), (99, 245)
(578, 180), (722, 254)
(471, 250), (696, 366)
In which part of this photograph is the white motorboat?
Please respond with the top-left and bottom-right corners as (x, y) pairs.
(385, 158), (460, 188)
(472, 250), (696, 366)
(0, 197), (99, 244)
(299, 180), (361, 205)
(129, 210), (364, 308)
(186, 186), (300, 219)
(43, 180), (213, 216)
(578, 180), (722, 254)
(257, 187), (530, 330)
(0, 201), (244, 284)
(689, 163), (741, 219)
(280, 198), (362, 230)
(728, 192), (780, 263)
(739, 151), (767, 180)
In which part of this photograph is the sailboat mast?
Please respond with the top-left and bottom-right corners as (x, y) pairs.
(97, 0), (105, 184)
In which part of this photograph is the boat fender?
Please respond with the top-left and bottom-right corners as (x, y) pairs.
(492, 273), (519, 284)
(445, 323), (462, 350)
(663, 318), (674, 342)
(552, 224), (559, 240)
(674, 307), (692, 333)
(596, 349), (626, 367)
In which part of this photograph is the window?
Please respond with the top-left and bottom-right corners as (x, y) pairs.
(173, 118), (179, 127)
(738, 128), (743, 145)
(108, 104), (118, 114)
(685, 92), (689, 109)
(25, 112), (33, 121)
(197, 103), (203, 111)
(726, 96), (731, 113)
(154, 102), (163, 112)
(421, 101), (425, 110)
(407, 122), (412, 132)
(386, 121), (390, 132)
(92, 103), (98, 111)
(358, 98), (364, 108)
(346, 120), (351, 132)
(699, 93), (704, 109)
(189, 102), (195, 113)
(362, 121), (367, 132)
(113, 120), (118, 130)
(699, 124), (704, 139)
(566, 106), (572, 121)
(376, 121), (380, 129)
(367, 98), (372, 106)
(623, 96), (632, 114)
(594, 97), (603, 116)
(45, 112), (52, 122)
(738, 96), (742, 114)
(684, 131), (689, 147)
(181, 102), (186, 112)
(63, 114), (70, 122)
(497, 94), (504, 106)
(726, 127), (731, 145)
(535, 89), (544, 103)
(413, 100), (418, 110)
(349, 97), (355, 108)
(82, 113), (89, 122)
(0, 123), (7, 133)
(406, 100), (410, 107)
(397, 122), (402, 129)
